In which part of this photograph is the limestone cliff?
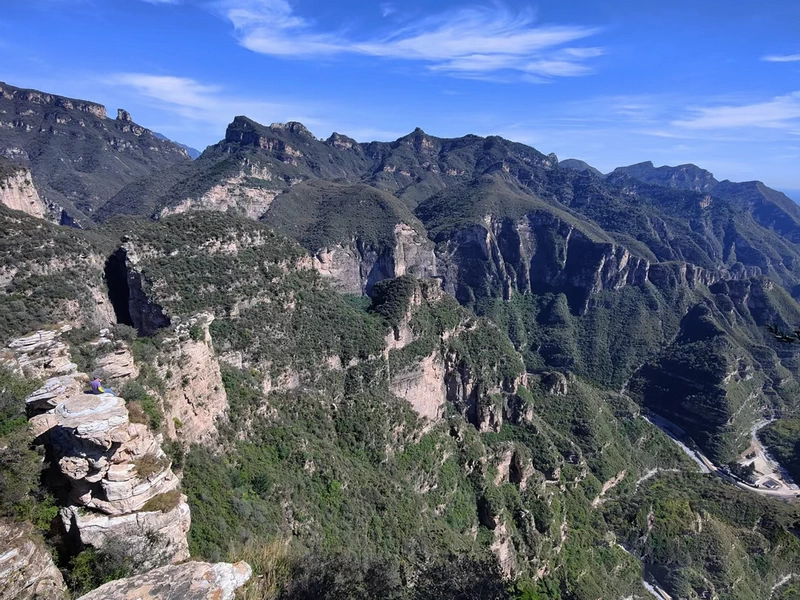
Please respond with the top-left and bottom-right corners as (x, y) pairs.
(158, 313), (227, 444)
(0, 161), (47, 218)
(310, 223), (437, 294)
(435, 211), (748, 314)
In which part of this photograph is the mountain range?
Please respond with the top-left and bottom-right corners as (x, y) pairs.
(3, 80), (800, 600)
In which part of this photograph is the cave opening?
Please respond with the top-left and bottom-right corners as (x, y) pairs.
(104, 248), (134, 327)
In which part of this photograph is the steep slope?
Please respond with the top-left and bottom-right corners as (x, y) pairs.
(0, 82), (191, 225)
(4, 205), (800, 599)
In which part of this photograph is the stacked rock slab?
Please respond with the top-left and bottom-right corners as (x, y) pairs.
(2, 327), (190, 569)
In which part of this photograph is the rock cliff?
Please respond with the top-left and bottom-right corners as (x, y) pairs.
(0, 160), (47, 218)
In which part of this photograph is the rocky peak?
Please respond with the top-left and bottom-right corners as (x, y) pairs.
(270, 120), (315, 138)
(116, 108), (132, 122)
(325, 132), (359, 150)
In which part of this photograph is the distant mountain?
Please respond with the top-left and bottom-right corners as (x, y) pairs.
(152, 132), (201, 159)
(782, 189), (800, 204)
(0, 81), (191, 225)
(559, 158), (604, 177)
(611, 160), (718, 192)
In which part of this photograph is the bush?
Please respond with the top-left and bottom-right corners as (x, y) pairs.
(133, 454), (168, 478)
(188, 324), (204, 342)
(113, 323), (138, 343)
(121, 381), (164, 431)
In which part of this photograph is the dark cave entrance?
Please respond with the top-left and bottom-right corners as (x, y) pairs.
(104, 248), (134, 327)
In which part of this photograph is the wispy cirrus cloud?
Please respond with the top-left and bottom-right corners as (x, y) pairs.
(762, 54), (800, 63)
(672, 92), (800, 130)
(215, 0), (603, 80)
(105, 72), (319, 131)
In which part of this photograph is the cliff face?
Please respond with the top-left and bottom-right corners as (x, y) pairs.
(0, 161), (48, 218)
(309, 223), (437, 294)
(158, 313), (227, 444)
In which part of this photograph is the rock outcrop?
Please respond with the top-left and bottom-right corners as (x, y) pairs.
(76, 561), (252, 600)
(0, 161), (47, 218)
(30, 391), (190, 562)
(3, 328), (191, 568)
(390, 350), (447, 424)
(0, 520), (67, 600)
(159, 313), (227, 443)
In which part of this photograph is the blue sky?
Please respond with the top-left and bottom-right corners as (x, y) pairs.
(1, 0), (799, 195)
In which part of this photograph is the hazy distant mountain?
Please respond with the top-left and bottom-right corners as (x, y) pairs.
(152, 131), (201, 159)
(612, 160), (718, 192)
(559, 157), (604, 176)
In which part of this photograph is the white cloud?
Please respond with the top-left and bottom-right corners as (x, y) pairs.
(672, 92), (800, 130)
(105, 72), (319, 132)
(379, 3), (396, 18)
(762, 54), (800, 63)
(214, 1), (603, 80)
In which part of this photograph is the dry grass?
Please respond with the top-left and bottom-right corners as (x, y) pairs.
(229, 538), (293, 600)
(141, 489), (182, 513)
(127, 401), (148, 425)
(133, 454), (167, 478)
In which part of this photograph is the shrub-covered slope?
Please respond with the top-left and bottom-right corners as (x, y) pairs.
(0, 81), (191, 225)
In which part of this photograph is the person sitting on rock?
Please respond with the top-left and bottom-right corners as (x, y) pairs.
(89, 376), (114, 395)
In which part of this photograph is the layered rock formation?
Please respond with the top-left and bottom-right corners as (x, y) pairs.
(3, 328), (190, 569)
(76, 560), (251, 600)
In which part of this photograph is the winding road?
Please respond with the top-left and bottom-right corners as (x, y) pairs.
(644, 411), (800, 500)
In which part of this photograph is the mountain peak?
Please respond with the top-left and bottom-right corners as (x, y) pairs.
(269, 121), (315, 138)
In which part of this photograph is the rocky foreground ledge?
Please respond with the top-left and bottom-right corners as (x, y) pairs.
(0, 327), (251, 600)
(75, 561), (252, 600)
